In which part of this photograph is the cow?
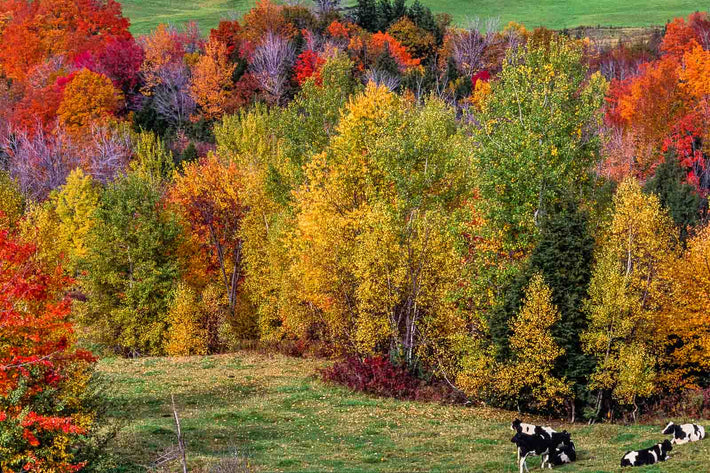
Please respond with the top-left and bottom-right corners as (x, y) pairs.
(620, 440), (672, 467)
(511, 430), (572, 473)
(510, 419), (556, 460)
(547, 441), (576, 467)
(661, 421), (706, 445)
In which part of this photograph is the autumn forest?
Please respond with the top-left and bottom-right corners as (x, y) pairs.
(1, 0), (709, 471)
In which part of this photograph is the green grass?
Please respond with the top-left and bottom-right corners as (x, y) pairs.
(118, 0), (705, 35)
(120, 0), (256, 35)
(99, 352), (710, 472)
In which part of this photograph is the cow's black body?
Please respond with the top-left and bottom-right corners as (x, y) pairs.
(620, 440), (672, 467)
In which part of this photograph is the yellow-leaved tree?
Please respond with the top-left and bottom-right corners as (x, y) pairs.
(458, 273), (571, 412)
(165, 283), (208, 356)
(19, 169), (100, 276)
(287, 82), (470, 365)
(582, 178), (677, 421)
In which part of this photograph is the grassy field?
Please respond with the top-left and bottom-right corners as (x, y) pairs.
(99, 352), (710, 472)
(119, 0), (704, 35)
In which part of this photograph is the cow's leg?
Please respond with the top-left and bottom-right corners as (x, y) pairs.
(517, 446), (521, 461)
(519, 453), (529, 473)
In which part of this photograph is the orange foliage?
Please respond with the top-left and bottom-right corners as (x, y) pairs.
(57, 69), (122, 133)
(190, 37), (237, 120)
(615, 57), (685, 175)
(240, 0), (295, 47)
(368, 32), (421, 70)
(661, 17), (701, 59)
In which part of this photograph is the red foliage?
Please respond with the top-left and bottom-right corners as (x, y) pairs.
(661, 17), (701, 59)
(0, 0), (131, 82)
(94, 37), (145, 94)
(662, 113), (708, 191)
(210, 20), (244, 60)
(0, 228), (96, 471)
(471, 70), (490, 88)
(294, 50), (325, 86)
(321, 356), (465, 403)
(321, 356), (421, 399)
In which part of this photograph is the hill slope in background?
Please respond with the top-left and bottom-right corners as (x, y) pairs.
(120, 0), (702, 35)
(101, 352), (710, 472)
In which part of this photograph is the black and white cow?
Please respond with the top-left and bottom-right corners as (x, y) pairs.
(511, 418), (555, 437)
(547, 441), (576, 467)
(661, 421), (706, 445)
(620, 440), (672, 467)
(511, 430), (571, 473)
(510, 419), (556, 460)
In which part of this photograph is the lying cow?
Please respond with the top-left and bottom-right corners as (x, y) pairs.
(662, 421), (706, 444)
(620, 440), (672, 467)
(511, 430), (571, 473)
(510, 419), (555, 460)
(548, 441), (576, 467)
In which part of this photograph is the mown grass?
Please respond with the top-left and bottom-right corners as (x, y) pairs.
(99, 352), (710, 472)
(119, 0), (703, 35)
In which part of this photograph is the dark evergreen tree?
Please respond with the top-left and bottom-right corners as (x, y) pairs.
(377, 0), (394, 30)
(645, 151), (707, 243)
(392, 0), (408, 20)
(355, 0), (379, 32)
(488, 201), (595, 410)
(529, 202), (595, 406)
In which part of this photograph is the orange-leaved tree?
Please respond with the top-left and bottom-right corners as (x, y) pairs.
(169, 155), (246, 314)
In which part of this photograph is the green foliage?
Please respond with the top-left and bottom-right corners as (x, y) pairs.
(80, 172), (183, 356)
(130, 130), (176, 187)
(473, 35), (607, 251)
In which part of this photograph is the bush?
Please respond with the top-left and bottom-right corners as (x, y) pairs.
(649, 388), (710, 419)
(321, 356), (466, 403)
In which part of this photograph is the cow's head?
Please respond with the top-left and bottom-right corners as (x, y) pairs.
(511, 418), (522, 432)
(661, 422), (675, 435)
(661, 439), (673, 453)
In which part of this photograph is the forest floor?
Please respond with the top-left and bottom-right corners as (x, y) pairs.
(99, 351), (710, 472)
(119, 0), (702, 35)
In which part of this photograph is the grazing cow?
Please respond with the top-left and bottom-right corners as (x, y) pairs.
(548, 441), (576, 467)
(661, 421), (706, 444)
(510, 419), (556, 460)
(620, 440), (672, 467)
(511, 430), (571, 473)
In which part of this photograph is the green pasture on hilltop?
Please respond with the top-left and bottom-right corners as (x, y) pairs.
(100, 351), (710, 472)
(119, 0), (704, 35)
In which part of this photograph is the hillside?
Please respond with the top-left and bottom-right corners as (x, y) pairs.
(120, 0), (702, 34)
(100, 352), (710, 472)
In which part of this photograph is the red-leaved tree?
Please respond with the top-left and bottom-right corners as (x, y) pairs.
(0, 226), (96, 471)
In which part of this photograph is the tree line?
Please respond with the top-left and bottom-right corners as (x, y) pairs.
(1, 0), (710, 470)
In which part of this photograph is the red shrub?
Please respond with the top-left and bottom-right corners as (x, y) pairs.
(321, 356), (421, 399)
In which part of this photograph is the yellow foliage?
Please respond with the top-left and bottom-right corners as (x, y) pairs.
(459, 274), (571, 411)
(165, 283), (208, 356)
(582, 178), (676, 405)
(0, 171), (24, 230)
